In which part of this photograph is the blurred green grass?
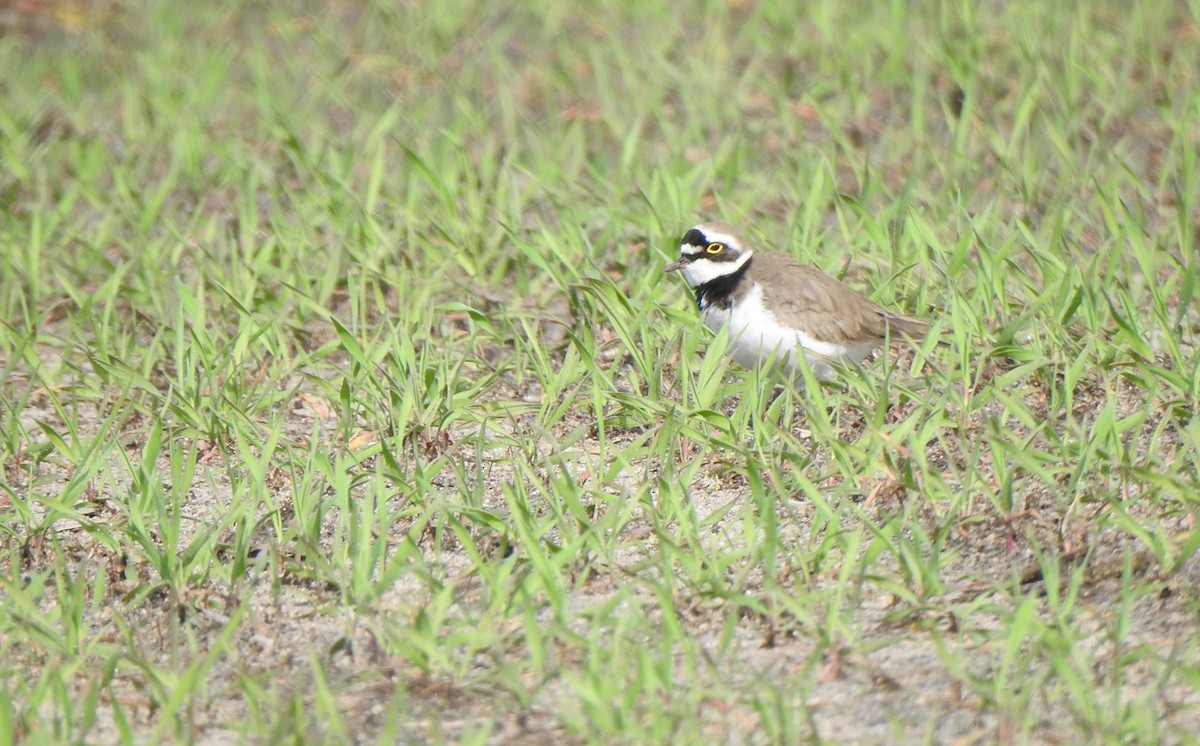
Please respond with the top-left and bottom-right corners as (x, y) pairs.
(2, 0), (1199, 743)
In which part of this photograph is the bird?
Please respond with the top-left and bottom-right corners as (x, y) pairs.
(664, 221), (930, 383)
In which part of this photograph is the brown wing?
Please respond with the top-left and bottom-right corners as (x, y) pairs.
(752, 253), (928, 344)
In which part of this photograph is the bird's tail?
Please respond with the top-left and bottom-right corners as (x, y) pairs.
(884, 314), (930, 339)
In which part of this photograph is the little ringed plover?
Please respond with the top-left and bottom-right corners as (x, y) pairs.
(665, 221), (929, 382)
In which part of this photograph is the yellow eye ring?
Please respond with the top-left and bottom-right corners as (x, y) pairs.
(705, 242), (724, 254)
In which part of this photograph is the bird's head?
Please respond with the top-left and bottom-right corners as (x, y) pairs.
(665, 222), (754, 287)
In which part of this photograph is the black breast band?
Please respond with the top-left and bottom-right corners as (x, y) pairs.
(694, 257), (753, 311)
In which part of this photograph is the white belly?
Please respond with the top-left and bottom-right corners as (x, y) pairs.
(701, 284), (877, 381)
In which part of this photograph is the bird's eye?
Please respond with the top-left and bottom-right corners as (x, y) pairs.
(705, 242), (724, 254)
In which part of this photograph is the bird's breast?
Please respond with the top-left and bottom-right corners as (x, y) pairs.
(702, 284), (797, 366)
(700, 283), (875, 376)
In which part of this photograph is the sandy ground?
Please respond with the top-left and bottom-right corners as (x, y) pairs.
(8, 344), (1200, 744)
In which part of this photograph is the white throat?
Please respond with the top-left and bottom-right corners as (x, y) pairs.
(680, 249), (754, 288)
